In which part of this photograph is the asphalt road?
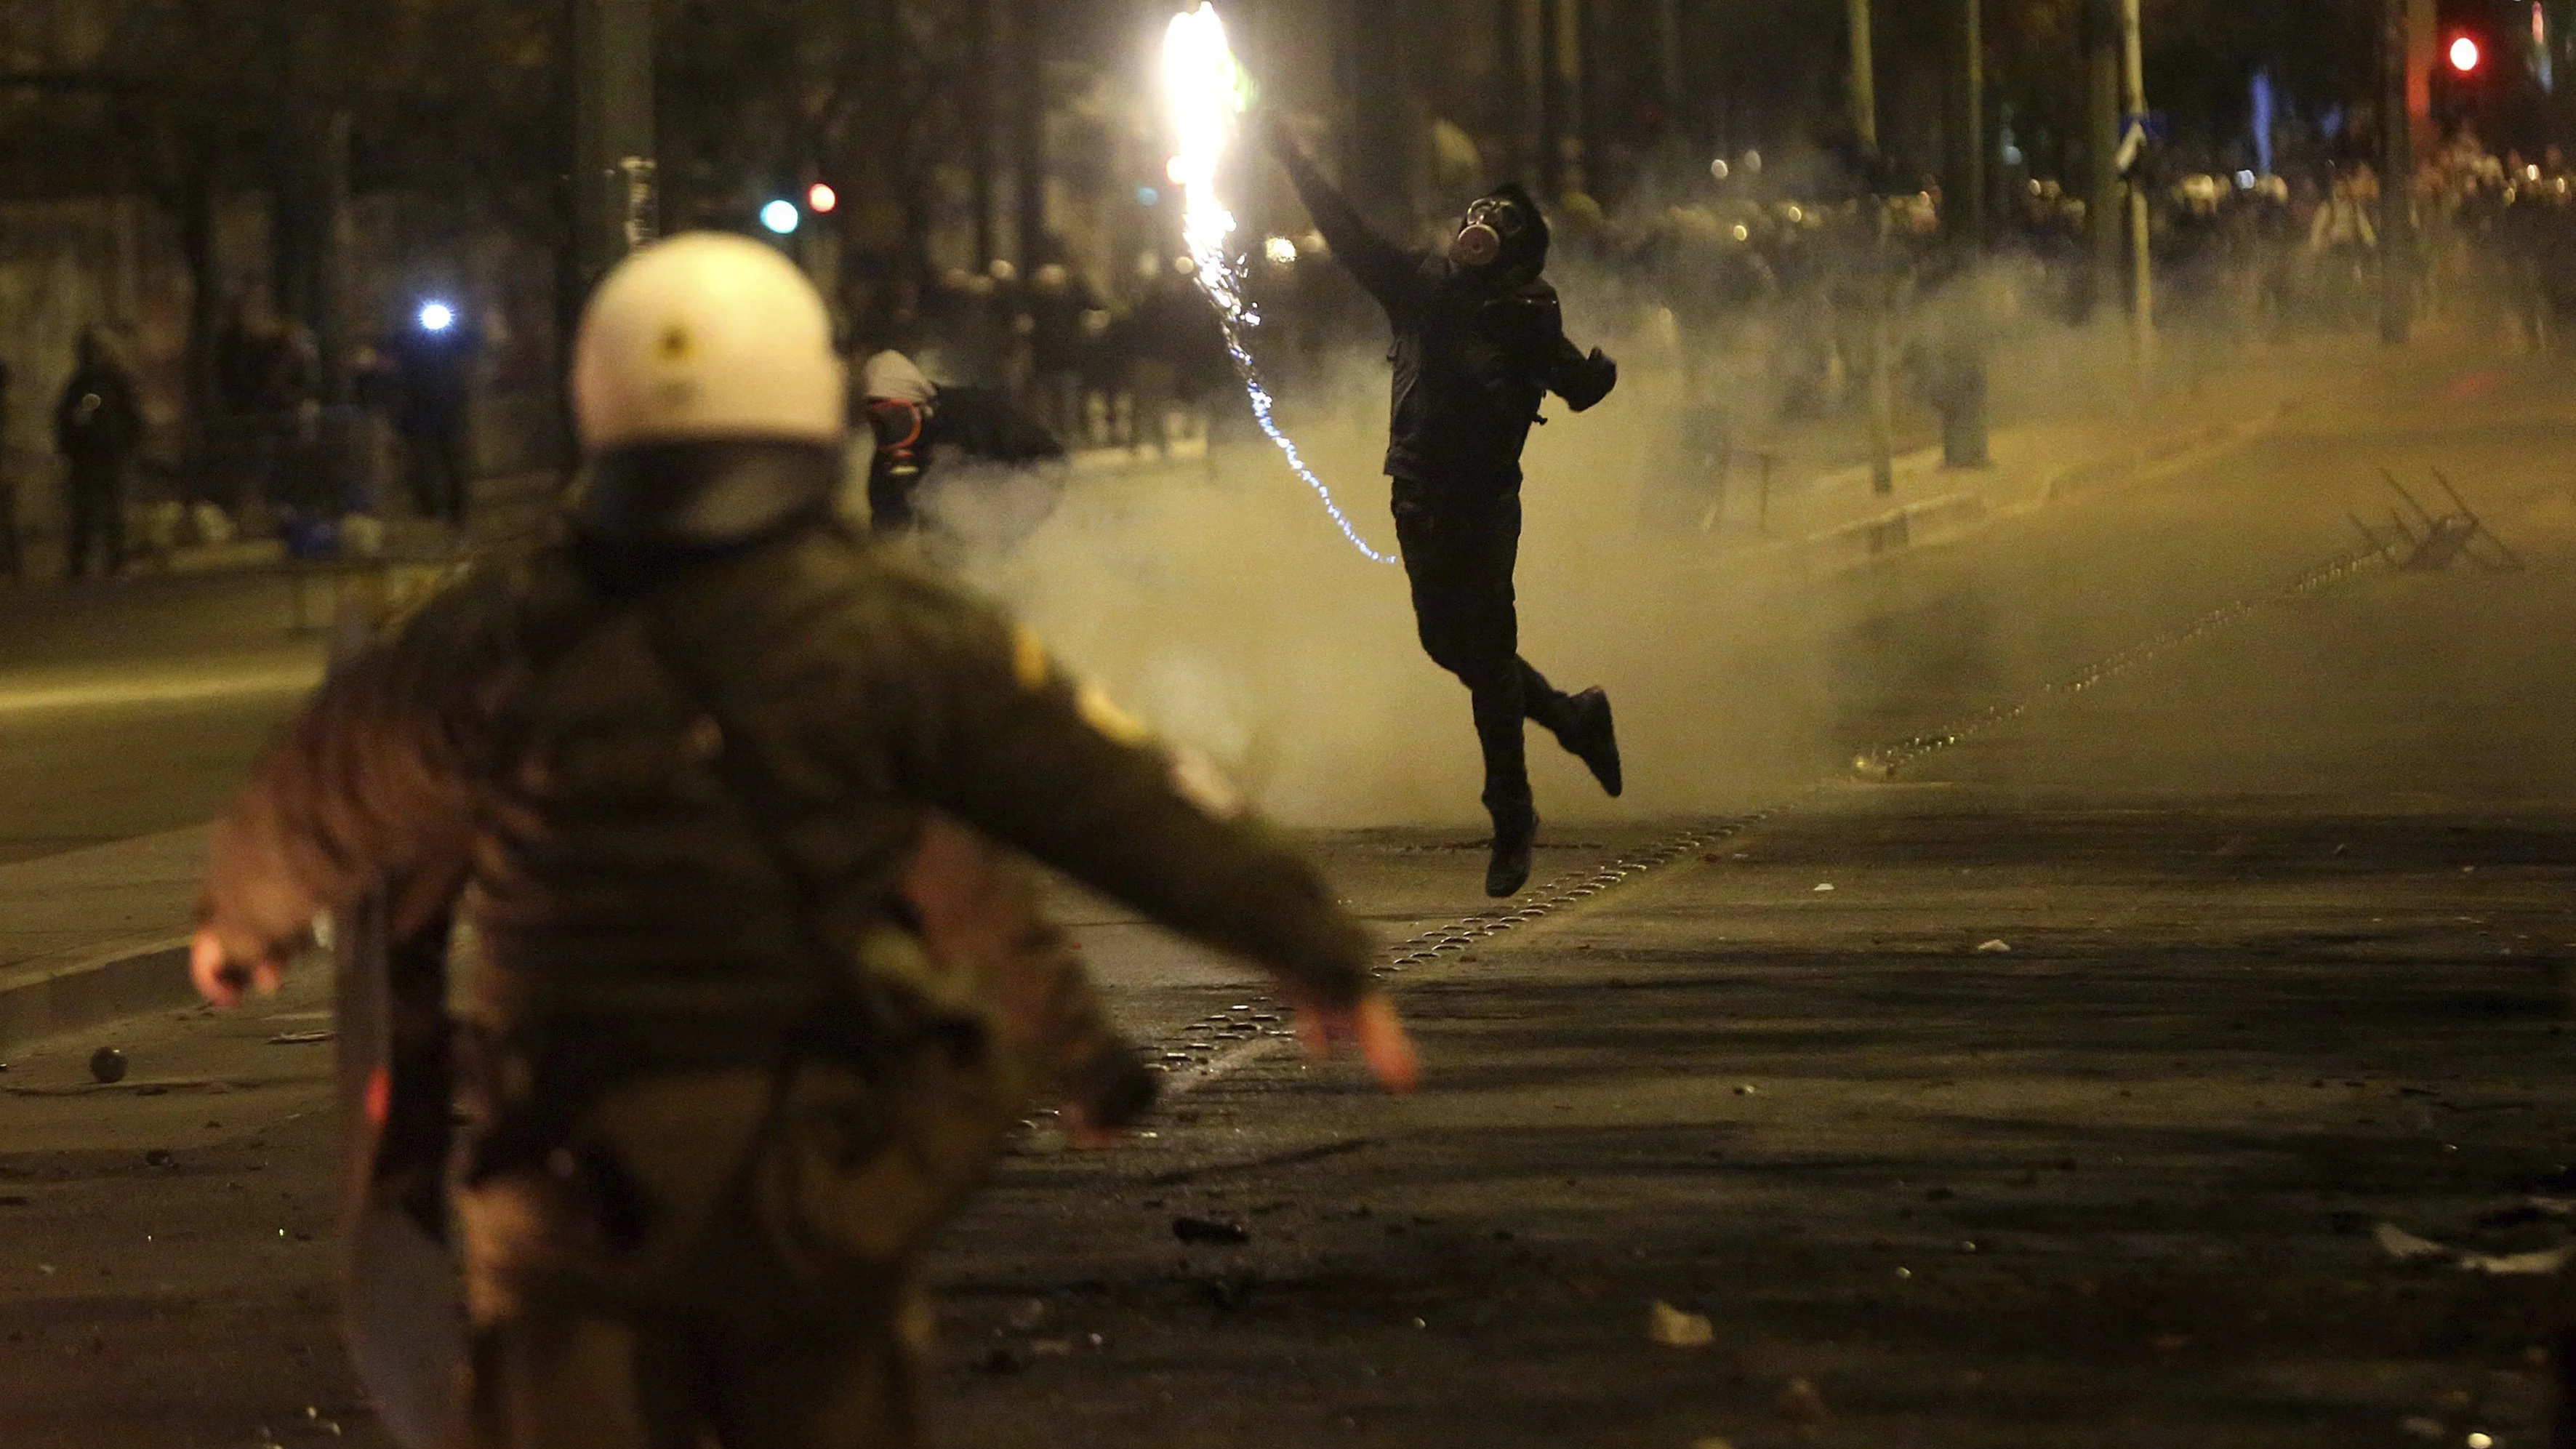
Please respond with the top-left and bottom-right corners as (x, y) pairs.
(0, 340), (2572, 1447)
(0, 573), (323, 866)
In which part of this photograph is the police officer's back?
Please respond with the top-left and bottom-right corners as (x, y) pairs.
(190, 234), (1416, 1449)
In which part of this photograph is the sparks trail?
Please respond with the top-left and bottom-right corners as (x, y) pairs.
(1161, 3), (1399, 567)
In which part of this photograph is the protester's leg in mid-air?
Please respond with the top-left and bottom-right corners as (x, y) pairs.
(1394, 483), (1541, 896)
(1394, 481), (1624, 897)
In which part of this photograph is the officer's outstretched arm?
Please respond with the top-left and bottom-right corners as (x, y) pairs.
(1260, 114), (1425, 316)
(868, 593), (1417, 1091)
(193, 601), (488, 1008)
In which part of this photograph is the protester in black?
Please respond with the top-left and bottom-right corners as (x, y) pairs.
(1264, 121), (1623, 897)
(53, 330), (144, 581)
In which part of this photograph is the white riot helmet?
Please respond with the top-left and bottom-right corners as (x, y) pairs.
(571, 232), (844, 451)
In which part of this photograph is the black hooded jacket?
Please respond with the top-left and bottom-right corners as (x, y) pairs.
(1278, 158), (1616, 492)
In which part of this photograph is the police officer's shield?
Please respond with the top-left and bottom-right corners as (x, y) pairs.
(329, 604), (468, 1449)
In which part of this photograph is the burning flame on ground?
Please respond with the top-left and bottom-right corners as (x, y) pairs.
(1160, 3), (1397, 566)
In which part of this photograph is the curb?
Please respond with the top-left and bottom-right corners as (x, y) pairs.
(1783, 400), (2294, 574)
(1805, 489), (1991, 570)
(0, 934), (197, 1058)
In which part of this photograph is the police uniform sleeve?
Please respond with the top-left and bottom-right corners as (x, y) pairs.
(874, 586), (1375, 1010)
(196, 585), (498, 963)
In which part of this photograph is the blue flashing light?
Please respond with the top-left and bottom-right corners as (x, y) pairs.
(760, 199), (801, 236)
(417, 302), (455, 333)
(1136, 185), (1162, 208)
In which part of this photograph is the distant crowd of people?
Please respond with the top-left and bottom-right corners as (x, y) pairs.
(896, 249), (1236, 457)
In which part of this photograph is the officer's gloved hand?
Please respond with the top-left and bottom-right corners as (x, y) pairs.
(1562, 348), (1618, 412)
(189, 926), (291, 1010)
(1287, 990), (1421, 1093)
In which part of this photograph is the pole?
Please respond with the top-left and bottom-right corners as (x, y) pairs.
(318, 109), (354, 406)
(2121, 0), (2154, 373)
(2085, 0), (2120, 322)
(1943, 0), (1992, 470)
(1010, 0), (1046, 271)
(1964, 0), (1986, 241)
(1847, 0), (1878, 153)
(2380, 0), (2415, 345)
(573, 0), (657, 292)
(1536, 0), (1563, 196)
(1654, 0), (1682, 125)
(1850, 0), (1893, 495)
(966, 0), (996, 268)
(1567, 0), (1594, 196)
(1496, 0), (1525, 182)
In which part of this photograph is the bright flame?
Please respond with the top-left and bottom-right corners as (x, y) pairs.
(1161, 3), (1395, 566)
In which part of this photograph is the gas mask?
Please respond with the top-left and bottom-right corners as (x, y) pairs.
(1451, 196), (1531, 270)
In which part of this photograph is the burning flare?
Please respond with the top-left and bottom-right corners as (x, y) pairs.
(1160, 3), (1396, 565)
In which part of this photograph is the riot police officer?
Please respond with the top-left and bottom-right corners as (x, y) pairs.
(1264, 121), (1624, 897)
(190, 232), (1417, 1449)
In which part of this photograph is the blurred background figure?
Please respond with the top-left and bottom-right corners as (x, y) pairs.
(862, 347), (939, 533)
(52, 329), (143, 582)
(394, 299), (478, 532)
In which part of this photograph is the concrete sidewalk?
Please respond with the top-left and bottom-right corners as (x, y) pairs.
(1734, 332), (2412, 572)
(0, 827), (205, 1055)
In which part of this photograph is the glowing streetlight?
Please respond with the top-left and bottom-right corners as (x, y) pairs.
(417, 302), (456, 333)
(760, 198), (801, 236)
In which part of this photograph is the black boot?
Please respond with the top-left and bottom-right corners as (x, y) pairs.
(1485, 808), (1537, 899)
(1561, 687), (1623, 798)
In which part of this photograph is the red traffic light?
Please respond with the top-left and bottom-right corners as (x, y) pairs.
(806, 182), (838, 214)
(2448, 35), (2481, 73)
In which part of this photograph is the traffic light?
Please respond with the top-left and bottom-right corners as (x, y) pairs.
(2449, 34), (2482, 74)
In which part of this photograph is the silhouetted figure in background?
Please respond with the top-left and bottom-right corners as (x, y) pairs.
(53, 329), (143, 581)
(396, 306), (478, 531)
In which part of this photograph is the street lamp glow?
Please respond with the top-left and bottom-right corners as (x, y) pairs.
(417, 302), (455, 333)
(806, 182), (838, 214)
(760, 199), (801, 236)
(2449, 35), (2481, 73)
(1264, 236), (1298, 266)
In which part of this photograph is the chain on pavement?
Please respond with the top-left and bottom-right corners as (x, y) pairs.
(1087, 542), (2396, 1105)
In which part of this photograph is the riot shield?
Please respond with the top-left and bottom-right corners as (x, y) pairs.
(328, 604), (468, 1449)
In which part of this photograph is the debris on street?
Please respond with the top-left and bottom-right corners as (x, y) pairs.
(1647, 1301), (1714, 1349)
(1171, 1216), (1251, 1245)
